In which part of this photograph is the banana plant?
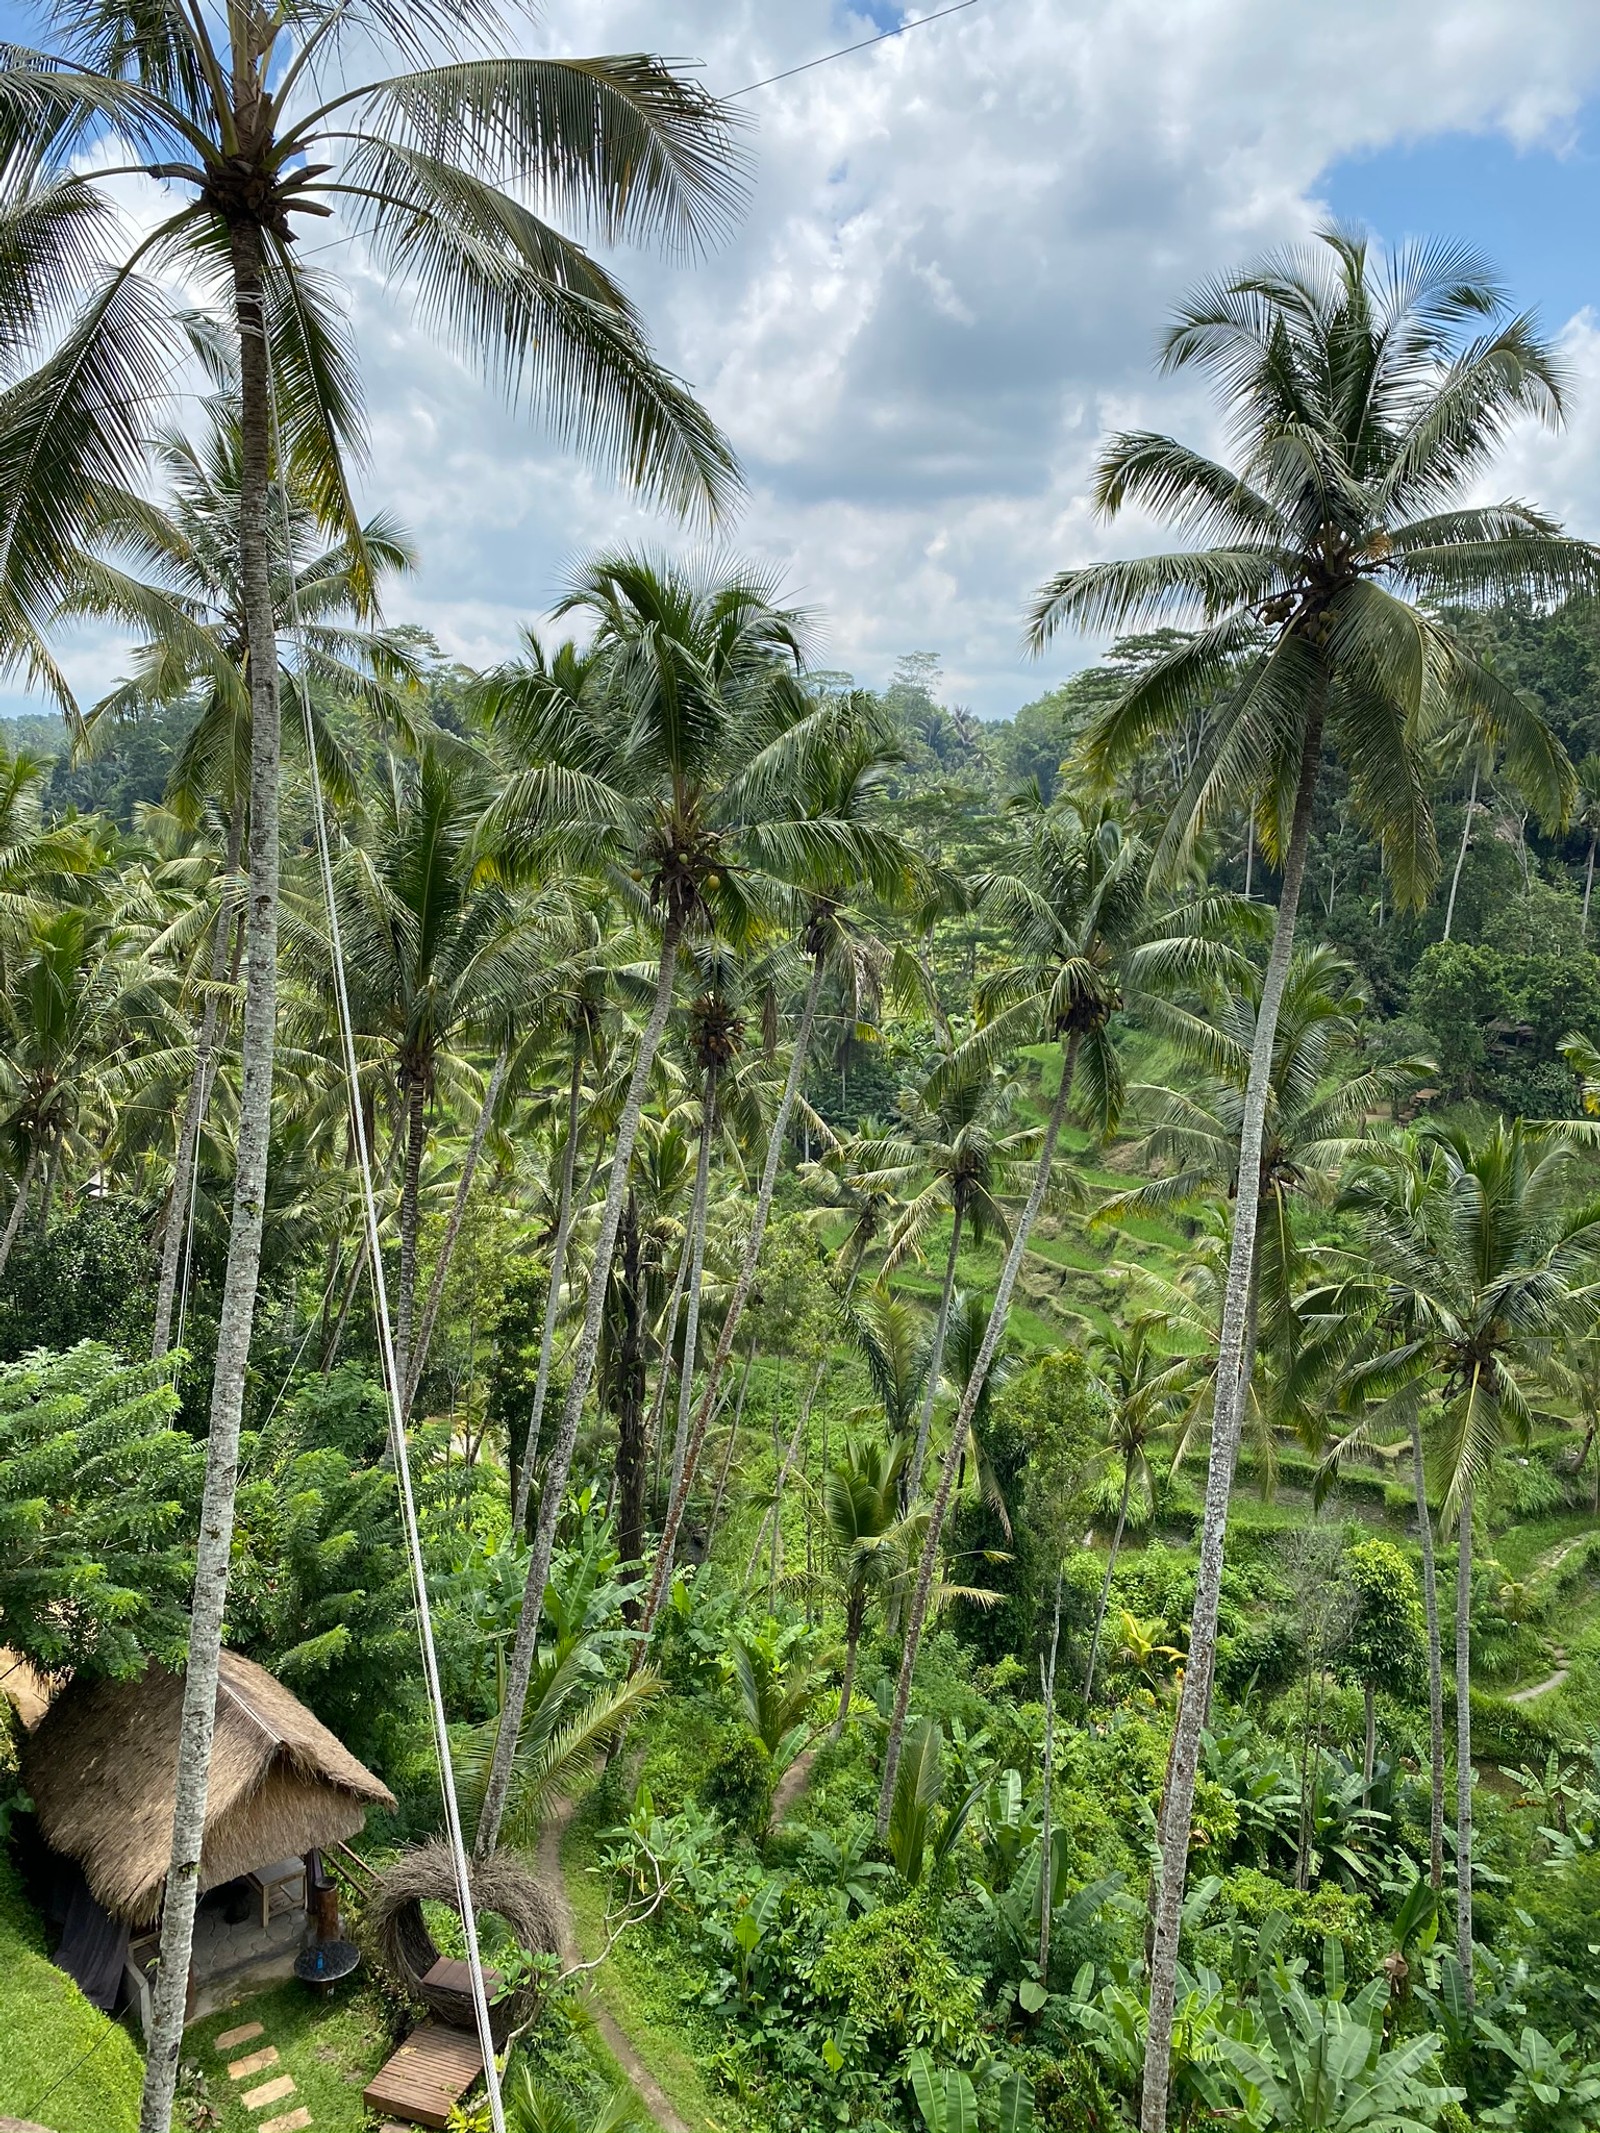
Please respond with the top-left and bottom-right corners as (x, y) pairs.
(905, 2049), (1034, 2132)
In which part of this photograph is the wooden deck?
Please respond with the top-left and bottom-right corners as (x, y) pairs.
(362, 2021), (483, 2129)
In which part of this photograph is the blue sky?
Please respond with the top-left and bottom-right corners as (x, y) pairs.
(1322, 114), (1600, 329)
(7, 0), (1600, 723)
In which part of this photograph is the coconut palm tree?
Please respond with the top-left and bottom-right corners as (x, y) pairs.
(65, 400), (419, 1359)
(0, 902), (180, 1272)
(1081, 1317), (1192, 1705)
(823, 1431), (912, 1738)
(312, 738), (555, 1403)
(636, 721), (930, 1629)
(0, 20), (745, 2106)
(474, 553), (846, 1858)
(1096, 943), (1429, 1434)
(1322, 1122), (1600, 1994)
(854, 1052), (1030, 1502)
(1026, 231), (1599, 2130)
(876, 799), (1246, 1834)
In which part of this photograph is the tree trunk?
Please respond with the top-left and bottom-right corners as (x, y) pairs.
(668, 1064), (718, 1510)
(1410, 1407), (1446, 1894)
(0, 1144), (38, 1279)
(1455, 1474), (1475, 1993)
(1586, 830), (1597, 933)
(153, 813), (242, 1360)
(908, 1204), (963, 1501)
(704, 1335), (756, 1558)
(141, 217), (282, 2133)
(404, 1051), (507, 1419)
(394, 1069), (428, 1404)
(1442, 762), (1478, 942)
(476, 920), (680, 1860)
(1083, 1464), (1133, 1706)
(647, 1237), (690, 1510)
(834, 1609), (863, 1741)
(745, 1356), (824, 1590)
(1038, 1568), (1064, 1985)
(614, 1189), (648, 1580)
(1140, 692), (1325, 2133)
(635, 950), (826, 1641)
(877, 1030), (1080, 1837)
(510, 1042), (585, 1536)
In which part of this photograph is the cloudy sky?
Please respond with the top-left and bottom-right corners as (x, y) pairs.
(12, 0), (1600, 720)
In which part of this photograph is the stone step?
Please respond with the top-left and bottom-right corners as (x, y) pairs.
(243, 2073), (295, 2110)
(228, 2046), (280, 2081)
(215, 2020), (265, 2052)
(260, 2112), (312, 2133)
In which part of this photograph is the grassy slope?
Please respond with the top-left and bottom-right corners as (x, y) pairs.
(561, 1797), (743, 2133)
(0, 1856), (144, 2133)
(184, 1977), (392, 2132)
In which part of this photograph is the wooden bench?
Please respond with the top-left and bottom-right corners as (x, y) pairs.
(362, 2022), (483, 2129)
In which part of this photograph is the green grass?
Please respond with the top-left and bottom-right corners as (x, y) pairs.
(184, 1976), (393, 2132)
(0, 1856), (144, 2133)
(561, 1800), (742, 2133)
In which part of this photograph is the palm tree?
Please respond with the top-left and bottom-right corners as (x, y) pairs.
(1081, 1317), (1191, 1705)
(1097, 943), (1429, 1436)
(474, 553), (841, 1858)
(65, 400), (419, 1359)
(638, 715), (930, 1616)
(823, 1432), (911, 1738)
(1327, 1122), (1600, 1992)
(0, 902), (179, 1272)
(854, 1052), (1029, 1502)
(1027, 232), (1597, 2131)
(1, 19), (744, 2108)
(876, 799), (1244, 1834)
(315, 738), (552, 1403)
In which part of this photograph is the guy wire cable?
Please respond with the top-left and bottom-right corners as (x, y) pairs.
(264, 357), (507, 2132)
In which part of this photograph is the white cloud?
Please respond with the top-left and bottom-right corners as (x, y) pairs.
(14, 0), (1600, 723)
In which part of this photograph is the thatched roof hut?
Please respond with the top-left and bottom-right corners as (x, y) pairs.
(21, 1651), (396, 1923)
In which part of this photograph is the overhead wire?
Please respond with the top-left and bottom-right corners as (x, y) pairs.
(726, 0), (981, 97)
(264, 352), (507, 2132)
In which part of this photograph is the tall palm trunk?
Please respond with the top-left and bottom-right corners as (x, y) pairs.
(647, 1238), (690, 1507)
(0, 1144), (39, 1279)
(637, 950), (826, 1639)
(1441, 762), (1479, 942)
(1140, 695), (1325, 2133)
(153, 813), (242, 1359)
(1410, 1408), (1446, 1892)
(877, 1030), (1080, 1835)
(1585, 829), (1597, 933)
(834, 1596), (866, 1740)
(1038, 1567), (1064, 1983)
(477, 921), (680, 1859)
(704, 1334), (757, 1557)
(394, 1068), (428, 1401)
(141, 220), (281, 2133)
(668, 1064), (718, 1508)
(614, 1188), (648, 1577)
(403, 1050), (507, 1418)
(908, 1204), (963, 1500)
(1083, 1463), (1134, 1705)
(510, 1043), (585, 1536)
(1455, 1472), (1475, 1992)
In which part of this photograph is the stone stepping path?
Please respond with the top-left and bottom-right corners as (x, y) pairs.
(215, 2015), (311, 2131)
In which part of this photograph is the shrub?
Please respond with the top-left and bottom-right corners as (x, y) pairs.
(701, 1726), (774, 1838)
(811, 1898), (983, 2061)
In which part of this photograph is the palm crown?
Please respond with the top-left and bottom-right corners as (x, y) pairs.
(1030, 229), (1598, 898)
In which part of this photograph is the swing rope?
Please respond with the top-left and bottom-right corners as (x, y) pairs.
(265, 357), (507, 2132)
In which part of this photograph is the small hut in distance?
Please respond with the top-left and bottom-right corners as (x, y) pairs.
(20, 1649), (395, 2023)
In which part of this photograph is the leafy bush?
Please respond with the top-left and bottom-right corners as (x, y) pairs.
(811, 1898), (984, 2061)
(701, 1726), (775, 1838)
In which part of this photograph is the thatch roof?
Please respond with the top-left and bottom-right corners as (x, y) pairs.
(21, 1651), (396, 1923)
